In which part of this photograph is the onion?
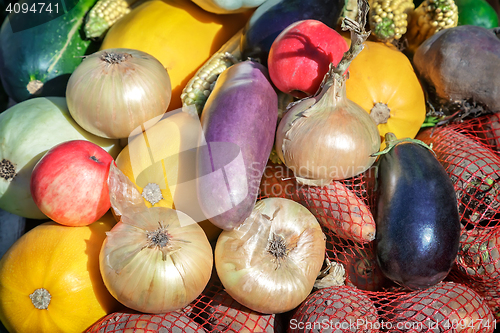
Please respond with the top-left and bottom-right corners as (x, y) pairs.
(275, 9), (380, 185)
(99, 163), (213, 313)
(214, 197), (326, 314)
(66, 48), (172, 139)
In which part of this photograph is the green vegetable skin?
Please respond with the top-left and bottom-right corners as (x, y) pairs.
(456, 0), (499, 28)
(0, 0), (100, 102)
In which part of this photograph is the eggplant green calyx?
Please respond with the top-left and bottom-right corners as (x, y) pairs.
(371, 132), (435, 157)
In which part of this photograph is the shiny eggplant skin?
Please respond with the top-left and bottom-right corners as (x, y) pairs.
(375, 141), (461, 290)
(196, 61), (278, 230)
(240, 0), (344, 65)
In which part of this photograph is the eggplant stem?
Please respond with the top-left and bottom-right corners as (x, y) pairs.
(371, 132), (436, 157)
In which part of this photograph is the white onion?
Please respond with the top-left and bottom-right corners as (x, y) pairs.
(100, 163), (213, 313)
(66, 48), (172, 139)
(275, 13), (380, 185)
(215, 197), (326, 314)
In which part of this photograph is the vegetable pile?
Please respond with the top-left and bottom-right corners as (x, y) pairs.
(0, 0), (500, 331)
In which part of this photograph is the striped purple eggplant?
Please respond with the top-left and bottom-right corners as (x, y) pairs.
(196, 61), (278, 230)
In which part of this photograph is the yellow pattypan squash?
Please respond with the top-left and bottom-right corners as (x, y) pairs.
(0, 212), (121, 333)
(115, 110), (221, 241)
(344, 38), (427, 148)
(100, 0), (251, 111)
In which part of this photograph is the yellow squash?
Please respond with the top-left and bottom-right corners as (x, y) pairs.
(0, 213), (121, 333)
(100, 0), (251, 111)
(115, 110), (221, 241)
(344, 39), (426, 148)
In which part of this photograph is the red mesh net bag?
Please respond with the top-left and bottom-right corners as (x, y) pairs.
(416, 114), (500, 323)
(86, 310), (206, 333)
(288, 285), (379, 332)
(416, 122), (500, 229)
(86, 273), (284, 333)
(87, 114), (500, 332)
(442, 113), (500, 153)
(256, 113), (499, 331)
(288, 282), (494, 333)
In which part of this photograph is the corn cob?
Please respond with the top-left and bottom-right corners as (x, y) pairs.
(369, 0), (415, 42)
(404, 0), (459, 54)
(181, 29), (243, 116)
(84, 0), (141, 39)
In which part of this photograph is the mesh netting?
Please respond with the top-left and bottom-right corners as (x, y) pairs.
(414, 116), (500, 324)
(442, 113), (500, 153)
(416, 123), (500, 229)
(87, 114), (500, 332)
(288, 283), (494, 333)
(288, 285), (379, 333)
(86, 273), (284, 333)
(86, 310), (206, 333)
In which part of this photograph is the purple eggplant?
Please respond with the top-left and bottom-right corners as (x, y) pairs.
(196, 61), (278, 230)
(374, 133), (461, 290)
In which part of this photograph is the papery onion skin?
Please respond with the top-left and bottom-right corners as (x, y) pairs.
(214, 197), (326, 314)
(276, 82), (380, 185)
(66, 48), (172, 139)
(100, 207), (213, 314)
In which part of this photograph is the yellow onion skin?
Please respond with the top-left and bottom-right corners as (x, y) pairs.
(66, 48), (172, 139)
(276, 83), (380, 185)
(214, 197), (326, 314)
(100, 164), (213, 314)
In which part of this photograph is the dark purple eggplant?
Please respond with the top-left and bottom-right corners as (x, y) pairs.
(240, 0), (344, 65)
(374, 133), (461, 290)
(196, 61), (278, 230)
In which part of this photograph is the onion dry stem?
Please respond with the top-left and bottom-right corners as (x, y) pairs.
(141, 221), (186, 261)
(267, 233), (290, 269)
(100, 51), (132, 64)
